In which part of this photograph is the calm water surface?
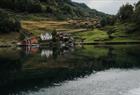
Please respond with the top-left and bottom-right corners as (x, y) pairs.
(0, 45), (140, 95)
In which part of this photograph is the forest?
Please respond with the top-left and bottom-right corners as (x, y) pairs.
(102, 1), (140, 33)
(0, 0), (106, 17)
(0, 0), (107, 33)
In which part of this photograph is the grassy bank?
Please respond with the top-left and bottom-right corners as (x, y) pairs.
(74, 29), (108, 42)
(0, 32), (19, 45)
(21, 20), (86, 36)
(74, 23), (140, 43)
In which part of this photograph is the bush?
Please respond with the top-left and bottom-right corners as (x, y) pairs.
(117, 4), (134, 22)
(104, 26), (116, 39)
(0, 11), (21, 33)
(135, 1), (140, 26)
(100, 18), (108, 27)
(125, 24), (137, 33)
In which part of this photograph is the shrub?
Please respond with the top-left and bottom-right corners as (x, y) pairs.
(104, 26), (116, 39)
(0, 11), (21, 33)
(125, 24), (137, 33)
(117, 3), (134, 22)
(134, 1), (140, 28)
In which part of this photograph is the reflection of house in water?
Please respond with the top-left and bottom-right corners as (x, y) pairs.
(40, 46), (74, 59)
(41, 50), (53, 58)
(23, 46), (39, 55)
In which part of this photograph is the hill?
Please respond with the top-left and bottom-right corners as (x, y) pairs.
(0, 0), (110, 45)
(0, 0), (108, 19)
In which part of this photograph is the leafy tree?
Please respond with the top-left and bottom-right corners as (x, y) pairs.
(60, 4), (74, 15)
(100, 17), (108, 27)
(52, 29), (57, 42)
(0, 11), (21, 33)
(107, 16), (116, 25)
(106, 27), (116, 39)
(117, 4), (134, 22)
(135, 1), (140, 25)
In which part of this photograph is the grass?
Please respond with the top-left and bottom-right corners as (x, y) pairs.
(1, 19), (140, 44)
(21, 20), (86, 36)
(110, 38), (140, 42)
(0, 19), (86, 43)
(21, 20), (69, 31)
(74, 29), (109, 42)
(74, 22), (140, 43)
(0, 32), (19, 44)
(110, 23), (140, 42)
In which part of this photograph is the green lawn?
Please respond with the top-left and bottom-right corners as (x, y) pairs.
(74, 23), (140, 43)
(74, 29), (108, 42)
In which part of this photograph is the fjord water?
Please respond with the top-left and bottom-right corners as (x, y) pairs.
(0, 45), (140, 95)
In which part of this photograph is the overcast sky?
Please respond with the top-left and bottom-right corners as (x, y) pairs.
(72, 0), (139, 14)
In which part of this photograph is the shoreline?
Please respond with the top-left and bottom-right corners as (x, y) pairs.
(1, 41), (140, 48)
(76, 41), (140, 45)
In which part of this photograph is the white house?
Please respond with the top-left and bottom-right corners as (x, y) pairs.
(40, 33), (52, 41)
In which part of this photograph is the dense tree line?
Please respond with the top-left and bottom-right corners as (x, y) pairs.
(0, 0), (43, 13)
(100, 16), (116, 27)
(135, 1), (140, 25)
(0, 0), (82, 14)
(0, 11), (21, 33)
(101, 0), (140, 33)
(117, 1), (140, 25)
(117, 1), (140, 31)
(117, 4), (134, 22)
(0, 0), (107, 19)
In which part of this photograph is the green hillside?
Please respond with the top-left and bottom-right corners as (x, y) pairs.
(0, 0), (108, 19)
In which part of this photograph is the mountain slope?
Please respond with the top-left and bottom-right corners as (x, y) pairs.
(0, 0), (108, 19)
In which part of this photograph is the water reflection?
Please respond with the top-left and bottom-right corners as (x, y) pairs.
(41, 50), (53, 58)
(0, 45), (140, 95)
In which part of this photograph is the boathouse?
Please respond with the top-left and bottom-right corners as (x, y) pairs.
(21, 36), (38, 46)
